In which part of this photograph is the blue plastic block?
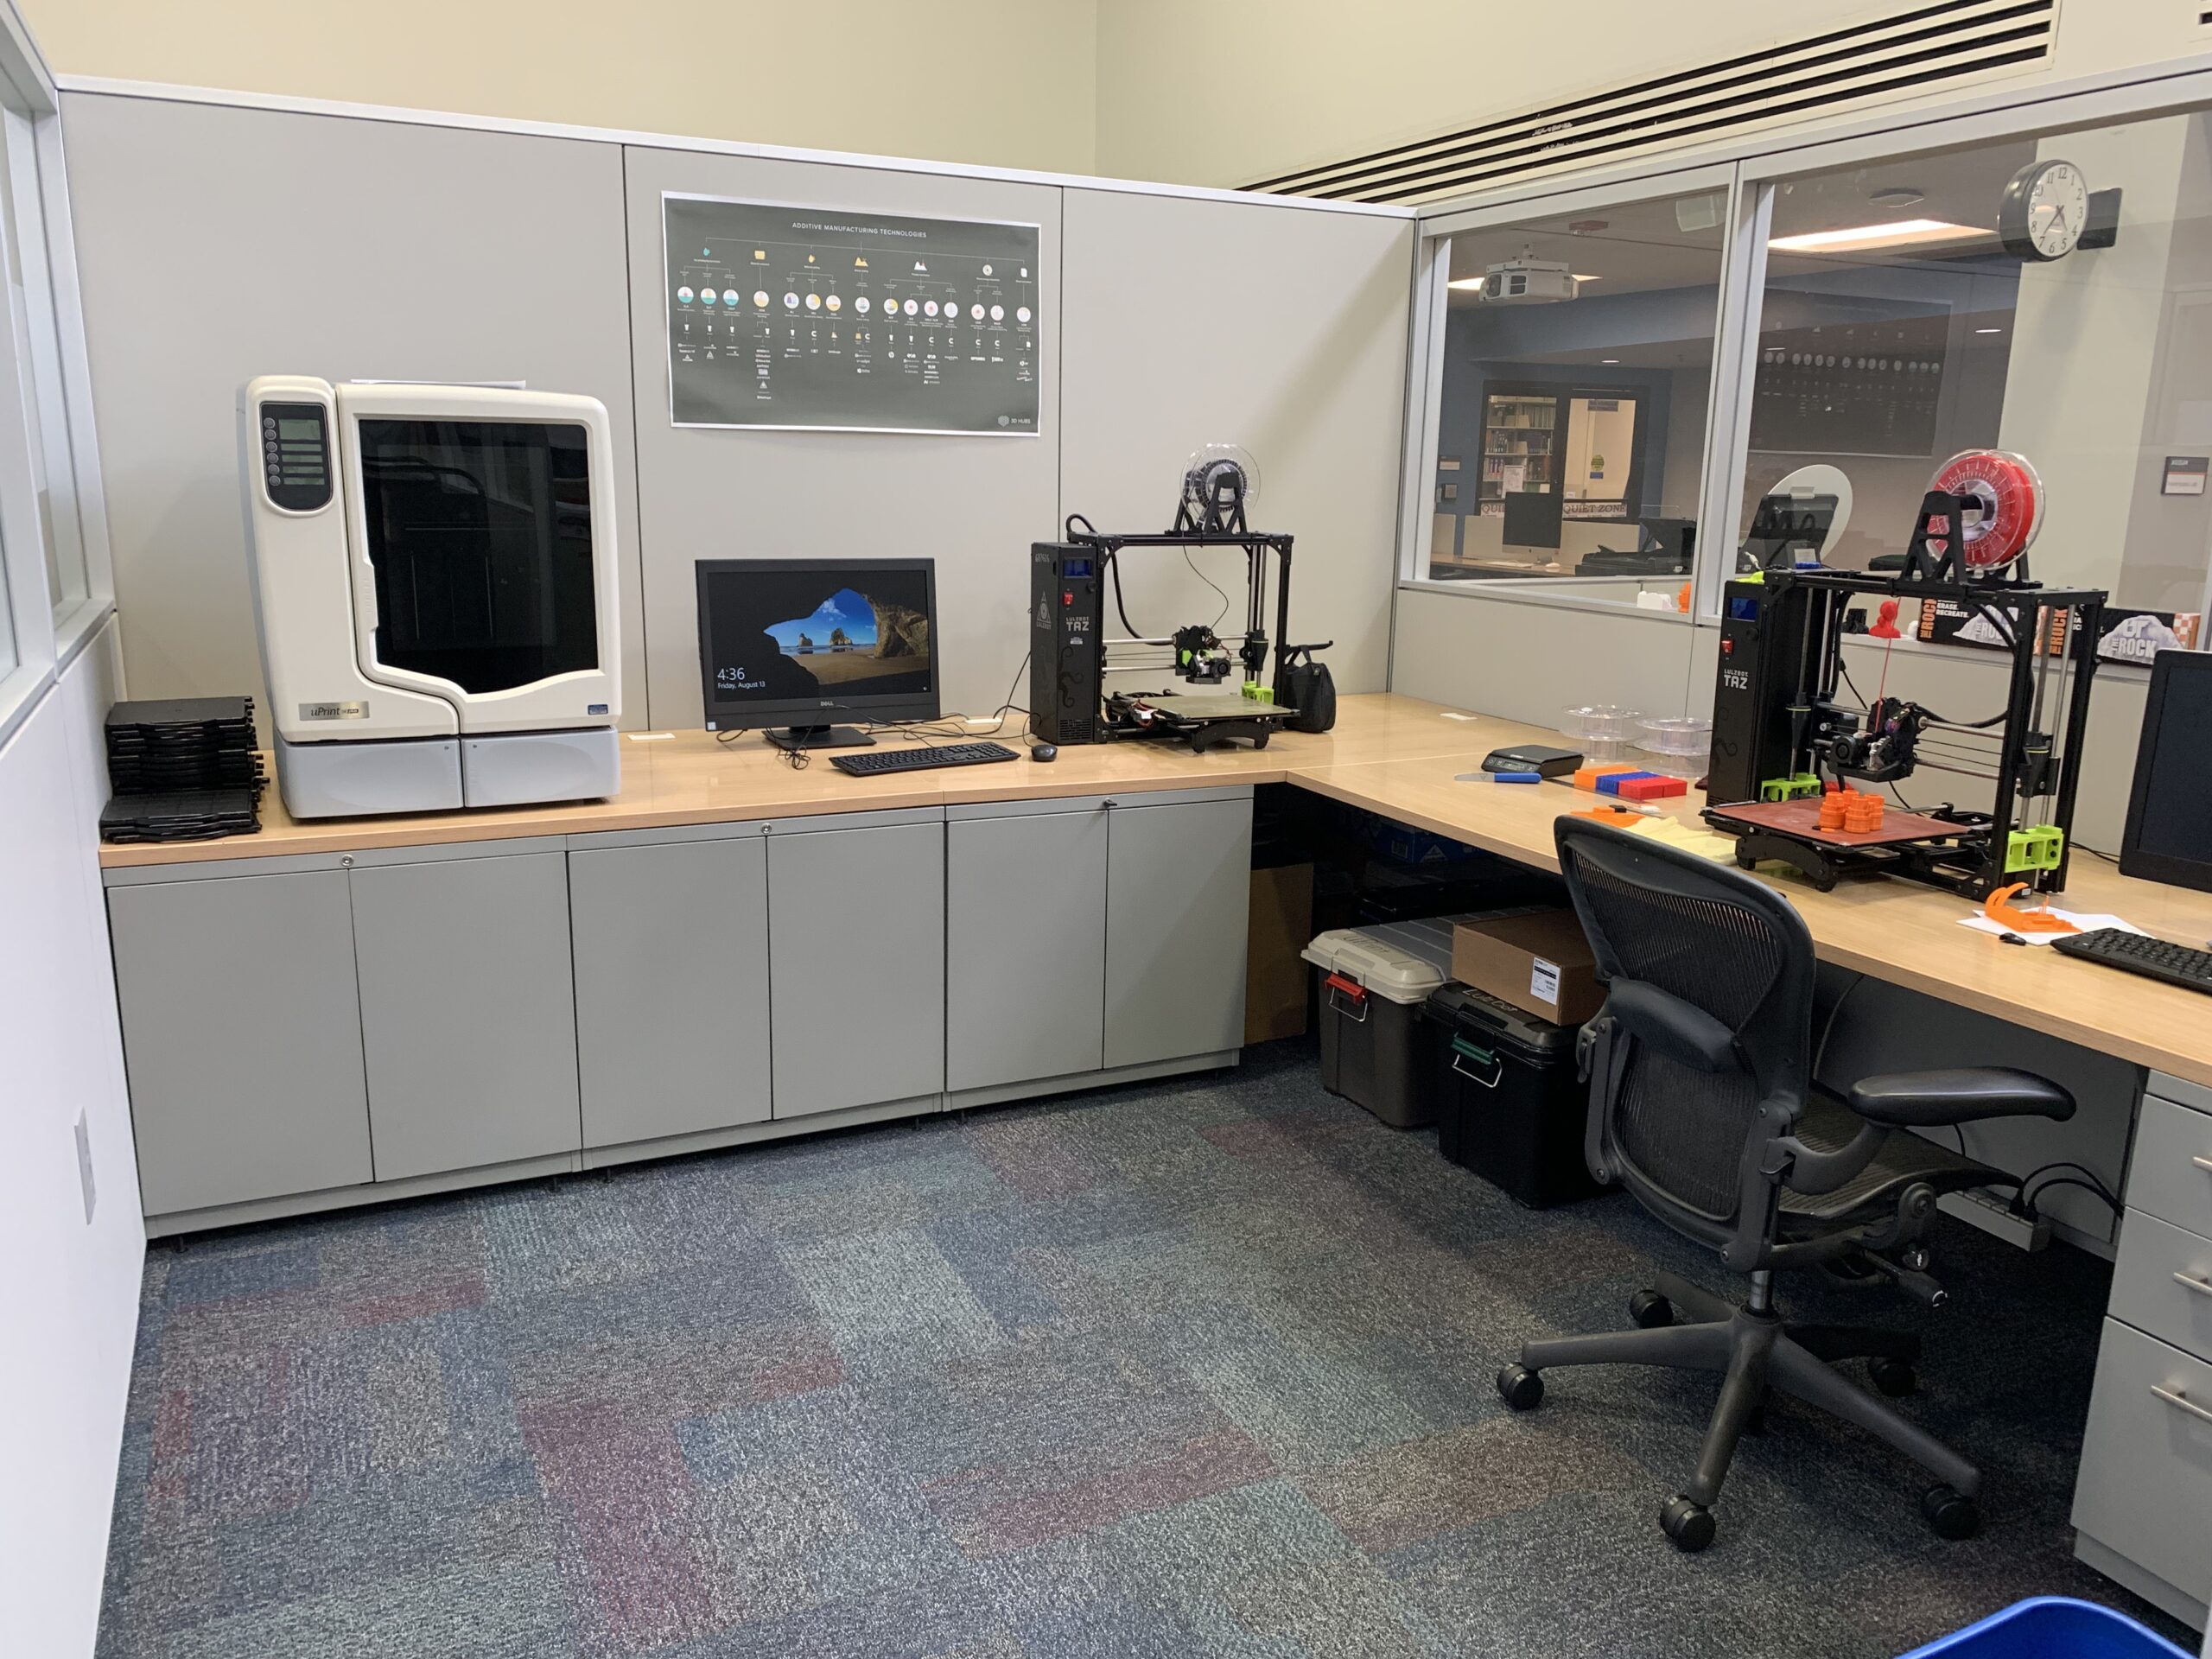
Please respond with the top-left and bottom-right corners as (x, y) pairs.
(1595, 771), (1662, 796)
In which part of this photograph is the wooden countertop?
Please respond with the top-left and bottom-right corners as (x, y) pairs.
(95, 695), (1493, 868)
(1291, 723), (2212, 1090)
(99, 692), (2212, 1087)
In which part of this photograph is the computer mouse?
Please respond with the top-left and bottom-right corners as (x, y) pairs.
(1031, 742), (1058, 762)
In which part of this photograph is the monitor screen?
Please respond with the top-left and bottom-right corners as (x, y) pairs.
(2122, 650), (2212, 890)
(696, 559), (938, 728)
(1743, 492), (1836, 569)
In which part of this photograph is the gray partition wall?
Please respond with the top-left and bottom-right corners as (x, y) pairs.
(1059, 191), (1414, 696)
(57, 86), (1415, 732)
(56, 94), (647, 728)
(622, 146), (1063, 728)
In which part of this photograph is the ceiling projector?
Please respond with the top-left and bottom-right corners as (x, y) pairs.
(1478, 255), (1579, 303)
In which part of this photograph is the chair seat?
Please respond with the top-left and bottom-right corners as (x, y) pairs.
(1777, 1091), (1999, 1225)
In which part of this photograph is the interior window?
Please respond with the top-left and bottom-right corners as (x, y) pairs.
(1426, 187), (1726, 608)
(1742, 110), (2212, 643)
(358, 419), (599, 695)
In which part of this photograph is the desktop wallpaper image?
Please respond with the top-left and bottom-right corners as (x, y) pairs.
(704, 567), (935, 707)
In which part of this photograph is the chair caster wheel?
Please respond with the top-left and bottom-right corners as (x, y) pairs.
(1920, 1484), (1980, 1541)
(1870, 1357), (1917, 1397)
(1660, 1495), (1716, 1552)
(1496, 1363), (1544, 1411)
(1629, 1289), (1675, 1328)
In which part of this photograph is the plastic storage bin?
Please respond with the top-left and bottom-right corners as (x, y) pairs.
(1427, 981), (1604, 1207)
(1897, 1597), (2192, 1658)
(1303, 918), (1459, 1128)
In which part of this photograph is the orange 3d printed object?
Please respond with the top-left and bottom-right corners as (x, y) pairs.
(1982, 882), (2078, 934)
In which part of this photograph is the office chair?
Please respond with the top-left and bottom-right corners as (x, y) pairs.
(1496, 820), (2075, 1552)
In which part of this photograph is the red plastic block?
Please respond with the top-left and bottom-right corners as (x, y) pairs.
(1617, 775), (1687, 801)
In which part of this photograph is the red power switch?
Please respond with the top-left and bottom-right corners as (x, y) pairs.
(1063, 592), (1073, 606)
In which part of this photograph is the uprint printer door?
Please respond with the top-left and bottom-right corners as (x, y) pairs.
(336, 381), (621, 734)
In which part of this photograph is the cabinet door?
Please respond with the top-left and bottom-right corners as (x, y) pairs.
(947, 807), (1106, 1091)
(109, 870), (371, 1214)
(350, 851), (581, 1179)
(767, 821), (944, 1116)
(570, 836), (771, 1147)
(1104, 795), (1253, 1069)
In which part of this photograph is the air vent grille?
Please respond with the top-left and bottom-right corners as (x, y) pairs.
(1243, 0), (2057, 206)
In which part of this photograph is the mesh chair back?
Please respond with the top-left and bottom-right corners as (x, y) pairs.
(1554, 820), (1816, 1232)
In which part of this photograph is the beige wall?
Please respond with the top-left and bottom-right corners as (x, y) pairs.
(19, 0), (1101, 174)
(1093, 0), (1880, 188)
(1093, 0), (2212, 191)
(29, 0), (2212, 194)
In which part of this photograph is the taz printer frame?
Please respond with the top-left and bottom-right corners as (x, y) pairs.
(1704, 519), (2103, 899)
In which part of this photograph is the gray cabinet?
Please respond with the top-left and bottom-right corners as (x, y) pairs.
(350, 850), (582, 1179)
(767, 817), (945, 1116)
(1104, 794), (1253, 1069)
(108, 868), (372, 1215)
(566, 836), (774, 1150)
(569, 832), (772, 1147)
(948, 803), (1108, 1090)
(2074, 1318), (2212, 1614)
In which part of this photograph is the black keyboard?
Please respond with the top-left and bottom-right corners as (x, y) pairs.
(830, 741), (1020, 777)
(2052, 927), (2212, 995)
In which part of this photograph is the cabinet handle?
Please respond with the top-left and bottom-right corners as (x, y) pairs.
(2193, 1154), (2212, 1174)
(2152, 1382), (2212, 1425)
(2175, 1270), (2212, 1299)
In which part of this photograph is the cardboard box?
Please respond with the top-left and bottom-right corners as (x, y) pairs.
(1450, 909), (1603, 1027)
(1245, 863), (1315, 1044)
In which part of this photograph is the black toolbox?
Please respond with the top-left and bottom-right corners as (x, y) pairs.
(1426, 982), (1605, 1207)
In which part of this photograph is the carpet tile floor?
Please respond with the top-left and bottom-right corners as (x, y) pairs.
(95, 1040), (2191, 1657)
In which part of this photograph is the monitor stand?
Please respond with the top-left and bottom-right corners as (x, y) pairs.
(763, 724), (874, 752)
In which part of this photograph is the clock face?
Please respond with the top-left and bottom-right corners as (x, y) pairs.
(2011, 160), (2089, 259)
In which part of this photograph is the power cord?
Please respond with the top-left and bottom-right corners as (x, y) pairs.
(2013, 1160), (2121, 1218)
(1185, 548), (1230, 627)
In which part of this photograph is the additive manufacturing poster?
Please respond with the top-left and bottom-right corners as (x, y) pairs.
(664, 195), (1041, 435)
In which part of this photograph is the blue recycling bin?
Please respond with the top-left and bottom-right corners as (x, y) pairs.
(1900, 1598), (2194, 1659)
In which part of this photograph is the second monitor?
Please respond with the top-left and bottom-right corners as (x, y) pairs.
(696, 558), (938, 748)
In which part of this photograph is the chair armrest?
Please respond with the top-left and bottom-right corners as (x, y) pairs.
(1847, 1067), (2075, 1128)
(1606, 978), (1736, 1071)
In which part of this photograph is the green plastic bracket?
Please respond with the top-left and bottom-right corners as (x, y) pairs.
(1240, 683), (1274, 703)
(1759, 772), (1822, 803)
(2005, 823), (2065, 873)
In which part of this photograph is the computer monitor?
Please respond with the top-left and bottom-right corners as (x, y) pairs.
(1639, 517), (1696, 564)
(1502, 489), (1563, 550)
(2120, 648), (2212, 892)
(1741, 492), (1838, 570)
(695, 557), (938, 749)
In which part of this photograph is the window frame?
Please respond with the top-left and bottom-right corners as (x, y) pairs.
(1705, 67), (2212, 622)
(1396, 158), (1743, 620)
(1399, 59), (2212, 639)
(0, 12), (111, 747)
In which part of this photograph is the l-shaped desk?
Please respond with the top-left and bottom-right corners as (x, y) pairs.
(102, 692), (2212, 1090)
(99, 693), (2212, 1629)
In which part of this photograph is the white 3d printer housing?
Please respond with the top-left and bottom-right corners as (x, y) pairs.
(240, 377), (622, 817)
